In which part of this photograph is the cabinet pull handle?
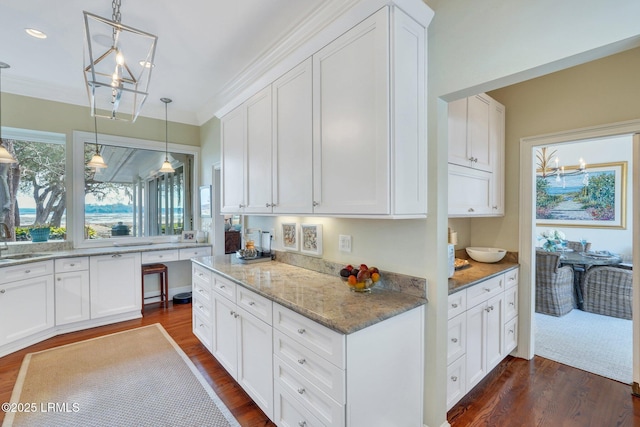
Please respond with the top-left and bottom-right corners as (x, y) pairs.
(493, 206), (498, 209)
(57, 277), (62, 281)
(297, 358), (306, 365)
(238, 204), (245, 208)
(509, 302), (515, 306)
(25, 269), (31, 274)
(297, 387), (305, 394)
(249, 301), (255, 306)
(451, 338), (458, 343)
(483, 287), (491, 292)
(234, 313), (239, 318)
(199, 323), (204, 327)
(70, 263), (75, 267)
(198, 305), (203, 310)
(509, 329), (514, 334)
(312, 201), (319, 207)
(298, 422), (307, 427)
(112, 254), (122, 258)
(297, 328), (306, 334)
(220, 285), (225, 289)
(451, 303), (458, 308)
(468, 208), (475, 212)
(451, 376), (458, 382)
(230, 310), (235, 316)
(0, 289), (5, 294)
(266, 203), (271, 208)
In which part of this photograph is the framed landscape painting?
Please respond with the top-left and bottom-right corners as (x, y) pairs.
(536, 161), (627, 229)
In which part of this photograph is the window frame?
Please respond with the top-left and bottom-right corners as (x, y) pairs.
(72, 130), (200, 248)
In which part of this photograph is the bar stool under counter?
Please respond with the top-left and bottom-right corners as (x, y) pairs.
(141, 263), (169, 313)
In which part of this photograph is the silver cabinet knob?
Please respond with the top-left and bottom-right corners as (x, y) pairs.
(451, 376), (458, 382)
(297, 388), (305, 394)
(451, 303), (458, 308)
(0, 289), (5, 294)
(297, 358), (306, 365)
(297, 328), (306, 334)
(312, 201), (319, 207)
(451, 338), (458, 343)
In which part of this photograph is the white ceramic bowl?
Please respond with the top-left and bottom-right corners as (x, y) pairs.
(465, 247), (507, 263)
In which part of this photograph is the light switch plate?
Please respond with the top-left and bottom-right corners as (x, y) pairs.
(339, 235), (352, 252)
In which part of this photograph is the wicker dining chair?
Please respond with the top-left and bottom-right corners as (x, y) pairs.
(582, 266), (632, 320)
(535, 250), (576, 316)
(566, 240), (591, 253)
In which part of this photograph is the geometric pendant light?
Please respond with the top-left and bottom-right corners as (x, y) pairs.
(83, 0), (157, 122)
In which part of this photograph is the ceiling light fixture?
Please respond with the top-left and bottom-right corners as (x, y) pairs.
(159, 98), (175, 174)
(0, 62), (17, 164)
(87, 115), (108, 169)
(25, 28), (47, 39)
(83, 0), (157, 122)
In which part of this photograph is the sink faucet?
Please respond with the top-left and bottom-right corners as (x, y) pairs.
(0, 222), (10, 257)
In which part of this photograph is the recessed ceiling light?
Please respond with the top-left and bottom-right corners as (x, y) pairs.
(25, 28), (47, 39)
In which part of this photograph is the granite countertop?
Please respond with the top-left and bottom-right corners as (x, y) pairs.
(448, 259), (519, 295)
(193, 255), (427, 335)
(0, 242), (211, 266)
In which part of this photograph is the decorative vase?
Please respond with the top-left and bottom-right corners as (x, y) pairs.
(30, 227), (51, 243)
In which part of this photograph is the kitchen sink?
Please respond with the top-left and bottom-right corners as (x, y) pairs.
(0, 253), (51, 262)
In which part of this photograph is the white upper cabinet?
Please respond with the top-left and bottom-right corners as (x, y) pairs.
(220, 3), (429, 218)
(312, 7), (426, 216)
(272, 59), (314, 214)
(221, 105), (246, 213)
(448, 93), (505, 217)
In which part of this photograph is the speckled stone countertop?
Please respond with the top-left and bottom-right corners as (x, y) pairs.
(193, 255), (427, 335)
(0, 242), (211, 266)
(448, 258), (519, 295)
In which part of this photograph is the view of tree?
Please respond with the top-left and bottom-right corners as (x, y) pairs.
(0, 138), (127, 241)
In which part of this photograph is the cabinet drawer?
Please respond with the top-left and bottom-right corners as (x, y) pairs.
(447, 312), (466, 365)
(274, 356), (344, 427)
(274, 330), (345, 404)
(193, 311), (212, 351)
(192, 280), (211, 305)
(505, 268), (519, 289)
(274, 383), (326, 427)
(504, 317), (518, 355)
(192, 264), (212, 288)
(0, 260), (53, 285)
(237, 286), (272, 325)
(504, 285), (518, 322)
(192, 293), (212, 323)
(212, 274), (237, 302)
(467, 274), (503, 308)
(447, 355), (466, 410)
(274, 303), (345, 369)
(180, 247), (211, 260)
(448, 289), (466, 319)
(54, 257), (89, 273)
(141, 250), (179, 264)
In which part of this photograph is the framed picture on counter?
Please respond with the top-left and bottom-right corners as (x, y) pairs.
(182, 230), (195, 241)
(300, 223), (322, 256)
(281, 223), (298, 251)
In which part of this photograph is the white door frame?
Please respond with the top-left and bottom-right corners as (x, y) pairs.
(518, 119), (640, 391)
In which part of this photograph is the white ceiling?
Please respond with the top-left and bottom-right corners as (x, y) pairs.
(0, 0), (354, 126)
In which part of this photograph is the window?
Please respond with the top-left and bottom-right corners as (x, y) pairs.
(0, 128), (66, 242)
(73, 131), (199, 247)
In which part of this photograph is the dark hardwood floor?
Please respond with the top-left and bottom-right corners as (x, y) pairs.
(448, 355), (640, 427)
(2, 303), (639, 426)
(0, 302), (275, 427)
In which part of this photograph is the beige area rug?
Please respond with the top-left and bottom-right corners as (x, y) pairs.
(2, 324), (240, 427)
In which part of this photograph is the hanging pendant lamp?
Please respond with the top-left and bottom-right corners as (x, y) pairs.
(159, 98), (175, 173)
(0, 62), (17, 164)
(83, 0), (158, 121)
(87, 115), (107, 169)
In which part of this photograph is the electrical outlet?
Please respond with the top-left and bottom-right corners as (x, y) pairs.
(339, 235), (352, 252)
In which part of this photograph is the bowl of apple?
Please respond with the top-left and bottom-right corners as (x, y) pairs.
(339, 264), (381, 293)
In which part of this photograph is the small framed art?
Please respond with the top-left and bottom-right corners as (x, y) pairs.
(300, 223), (323, 256)
(281, 223), (298, 251)
(182, 230), (196, 242)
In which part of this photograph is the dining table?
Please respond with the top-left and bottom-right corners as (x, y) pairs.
(559, 250), (622, 309)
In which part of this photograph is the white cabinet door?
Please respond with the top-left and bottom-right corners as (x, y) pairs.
(448, 98), (469, 167)
(504, 317), (518, 355)
(446, 355), (466, 410)
(485, 293), (504, 372)
(221, 105), (246, 213)
(448, 164), (492, 216)
(447, 312), (466, 365)
(312, 8), (389, 215)
(245, 86), (273, 213)
(0, 274), (54, 345)
(89, 253), (141, 319)
(212, 293), (238, 378)
(466, 94), (492, 172)
(237, 306), (273, 419)
(272, 59), (313, 214)
(490, 99), (506, 215)
(465, 301), (486, 391)
(55, 270), (90, 325)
